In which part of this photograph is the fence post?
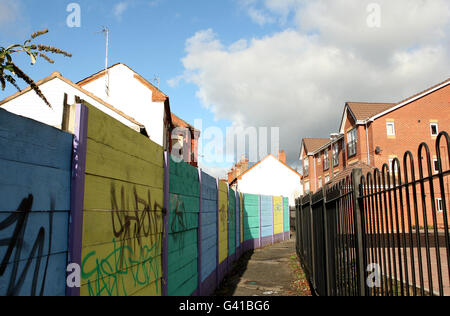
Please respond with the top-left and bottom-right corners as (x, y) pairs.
(67, 103), (88, 297)
(309, 193), (316, 291)
(162, 152), (170, 297)
(322, 185), (333, 296)
(351, 168), (367, 296)
(197, 169), (203, 295)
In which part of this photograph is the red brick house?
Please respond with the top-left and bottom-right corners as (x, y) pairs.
(300, 78), (449, 226)
(170, 113), (200, 168)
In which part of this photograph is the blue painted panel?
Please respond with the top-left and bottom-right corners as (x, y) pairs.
(260, 195), (273, 238)
(200, 172), (217, 282)
(0, 109), (72, 296)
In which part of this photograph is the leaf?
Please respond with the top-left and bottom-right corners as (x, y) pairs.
(5, 44), (22, 52)
(0, 76), (5, 90)
(24, 49), (37, 65)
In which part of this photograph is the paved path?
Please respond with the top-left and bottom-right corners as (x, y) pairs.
(214, 239), (310, 296)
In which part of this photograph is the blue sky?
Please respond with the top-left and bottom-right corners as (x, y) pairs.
(1, 0), (449, 177)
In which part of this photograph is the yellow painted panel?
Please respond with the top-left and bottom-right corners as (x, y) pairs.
(218, 182), (228, 263)
(86, 103), (163, 167)
(81, 105), (164, 296)
(85, 139), (164, 189)
(83, 175), (164, 212)
(273, 196), (283, 235)
(81, 233), (162, 296)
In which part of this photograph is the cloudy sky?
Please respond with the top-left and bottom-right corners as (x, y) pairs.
(1, 0), (449, 178)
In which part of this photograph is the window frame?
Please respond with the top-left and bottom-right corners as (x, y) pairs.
(386, 122), (396, 137)
(430, 123), (439, 137)
(347, 128), (357, 158)
(433, 158), (439, 174)
(436, 198), (443, 213)
(332, 143), (339, 167)
(323, 148), (330, 171)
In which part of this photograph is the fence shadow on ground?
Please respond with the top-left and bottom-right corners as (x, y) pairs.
(212, 250), (255, 296)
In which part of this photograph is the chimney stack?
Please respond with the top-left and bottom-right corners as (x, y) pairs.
(278, 150), (286, 164)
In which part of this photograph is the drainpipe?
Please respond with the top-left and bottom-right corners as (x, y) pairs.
(313, 155), (317, 192)
(364, 119), (373, 166)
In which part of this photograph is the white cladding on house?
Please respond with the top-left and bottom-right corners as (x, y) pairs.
(1, 76), (141, 131)
(80, 64), (166, 147)
(236, 155), (303, 207)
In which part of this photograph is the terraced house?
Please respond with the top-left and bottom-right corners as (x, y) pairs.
(299, 78), (450, 226)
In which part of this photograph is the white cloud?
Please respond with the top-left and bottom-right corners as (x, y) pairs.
(0, 0), (20, 26)
(174, 0), (450, 164)
(113, 1), (130, 20)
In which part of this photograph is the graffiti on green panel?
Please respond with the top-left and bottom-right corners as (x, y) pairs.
(81, 184), (163, 296)
(82, 237), (161, 296)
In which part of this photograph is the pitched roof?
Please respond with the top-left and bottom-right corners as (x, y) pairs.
(230, 154), (302, 185)
(303, 138), (330, 154)
(171, 113), (200, 133)
(346, 102), (396, 121)
(0, 72), (145, 128)
(330, 161), (375, 185)
(77, 63), (168, 103)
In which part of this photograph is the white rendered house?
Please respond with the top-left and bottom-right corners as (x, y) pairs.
(77, 63), (171, 149)
(0, 71), (145, 132)
(231, 155), (303, 207)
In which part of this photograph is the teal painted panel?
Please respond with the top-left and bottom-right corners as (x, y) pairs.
(283, 197), (290, 232)
(228, 188), (236, 256)
(243, 194), (260, 241)
(168, 158), (200, 296)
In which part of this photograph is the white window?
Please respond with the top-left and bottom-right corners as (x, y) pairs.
(386, 122), (395, 137)
(431, 123), (439, 137)
(347, 128), (357, 157)
(333, 143), (339, 167)
(433, 159), (439, 174)
(388, 158), (398, 173)
(323, 149), (329, 170)
(436, 198), (443, 213)
(325, 176), (330, 183)
(304, 158), (309, 176)
(318, 178), (322, 188)
(304, 181), (310, 193)
(317, 154), (321, 164)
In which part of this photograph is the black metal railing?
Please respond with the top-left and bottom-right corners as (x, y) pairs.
(295, 131), (450, 296)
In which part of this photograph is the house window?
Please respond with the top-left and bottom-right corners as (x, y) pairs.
(323, 149), (329, 170)
(347, 128), (357, 158)
(430, 123), (439, 137)
(317, 154), (321, 164)
(332, 143), (339, 167)
(304, 181), (310, 193)
(433, 159), (440, 173)
(388, 158), (398, 173)
(436, 198), (443, 213)
(304, 159), (309, 177)
(325, 175), (330, 184)
(318, 178), (322, 188)
(386, 122), (396, 137)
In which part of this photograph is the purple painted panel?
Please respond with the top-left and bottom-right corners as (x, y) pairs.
(200, 269), (217, 296)
(162, 152), (170, 296)
(67, 104), (88, 297)
(261, 236), (273, 248)
(274, 233), (284, 243)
